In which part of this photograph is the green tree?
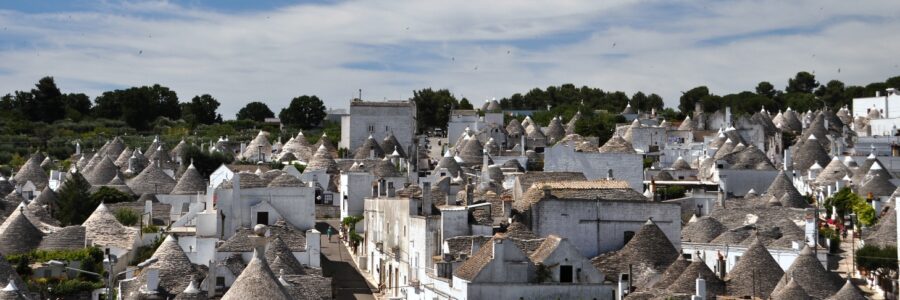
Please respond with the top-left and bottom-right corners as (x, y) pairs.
(458, 98), (474, 110)
(646, 93), (665, 112)
(236, 101), (275, 122)
(786, 71), (819, 94)
(280, 95), (326, 130)
(180, 145), (234, 177)
(89, 186), (134, 204)
(678, 86), (710, 113)
(411, 88), (458, 133)
(182, 94), (221, 126)
(756, 81), (777, 99)
(32, 76), (66, 123)
(630, 92), (648, 112)
(824, 187), (876, 226)
(57, 172), (97, 226)
(92, 84), (181, 131)
(814, 80), (846, 109)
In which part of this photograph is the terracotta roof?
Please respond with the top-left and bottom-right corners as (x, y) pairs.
(724, 237), (785, 298)
(771, 246), (841, 299)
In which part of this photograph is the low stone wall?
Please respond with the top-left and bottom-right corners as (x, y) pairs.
(316, 205), (341, 219)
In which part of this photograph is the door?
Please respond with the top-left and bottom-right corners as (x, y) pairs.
(560, 265), (573, 283)
(256, 211), (269, 225)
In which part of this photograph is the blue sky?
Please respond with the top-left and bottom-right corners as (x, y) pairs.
(0, 0), (899, 118)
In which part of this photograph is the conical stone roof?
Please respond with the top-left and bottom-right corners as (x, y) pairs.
(816, 156), (851, 185)
(681, 216), (726, 243)
(652, 255), (689, 290)
(353, 135), (385, 160)
(772, 278), (811, 300)
(826, 280), (867, 300)
(545, 117), (566, 143)
(114, 147), (134, 168)
(724, 238), (785, 298)
(0, 207), (43, 254)
(13, 154), (48, 189)
(171, 163), (206, 195)
(281, 131), (314, 162)
(381, 133), (407, 158)
(598, 135), (636, 154)
(793, 135), (831, 172)
(667, 258), (726, 296)
(858, 166), (896, 198)
(313, 133), (339, 159)
(127, 162), (176, 195)
(84, 156), (122, 185)
(306, 145), (338, 174)
(150, 235), (200, 296)
(170, 139), (190, 162)
(506, 119), (525, 137)
(669, 157), (692, 170)
(222, 248), (293, 300)
(268, 174), (304, 188)
(772, 246), (841, 299)
(265, 237), (305, 275)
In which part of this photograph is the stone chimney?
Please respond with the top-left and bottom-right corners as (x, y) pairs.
(693, 275), (706, 300)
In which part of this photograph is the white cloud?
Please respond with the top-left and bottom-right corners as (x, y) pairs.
(0, 0), (898, 117)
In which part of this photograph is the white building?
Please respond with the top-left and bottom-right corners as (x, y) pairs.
(341, 100), (417, 154)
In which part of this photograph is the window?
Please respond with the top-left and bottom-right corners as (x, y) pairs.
(368, 125), (375, 133)
(623, 231), (636, 244)
(216, 277), (225, 287)
(560, 265), (573, 283)
(256, 211), (269, 225)
(385, 125), (389, 132)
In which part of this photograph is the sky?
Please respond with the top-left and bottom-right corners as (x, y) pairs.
(1, 0), (899, 118)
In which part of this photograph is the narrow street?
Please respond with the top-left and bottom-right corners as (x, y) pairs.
(317, 221), (377, 300)
(833, 230), (884, 299)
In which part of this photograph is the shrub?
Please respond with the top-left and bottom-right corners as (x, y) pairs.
(114, 208), (139, 226)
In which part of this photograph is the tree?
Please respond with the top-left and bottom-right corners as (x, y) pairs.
(824, 187), (876, 226)
(57, 172), (97, 226)
(814, 80), (846, 109)
(89, 186), (134, 205)
(411, 88), (458, 133)
(180, 145), (234, 177)
(755, 81), (777, 99)
(236, 101), (275, 122)
(646, 93), (665, 112)
(182, 94), (221, 126)
(630, 92), (648, 112)
(458, 98), (474, 110)
(32, 77), (66, 123)
(678, 86), (710, 113)
(92, 84), (181, 131)
(786, 71), (819, 94)
(279, 95), (326, 129)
